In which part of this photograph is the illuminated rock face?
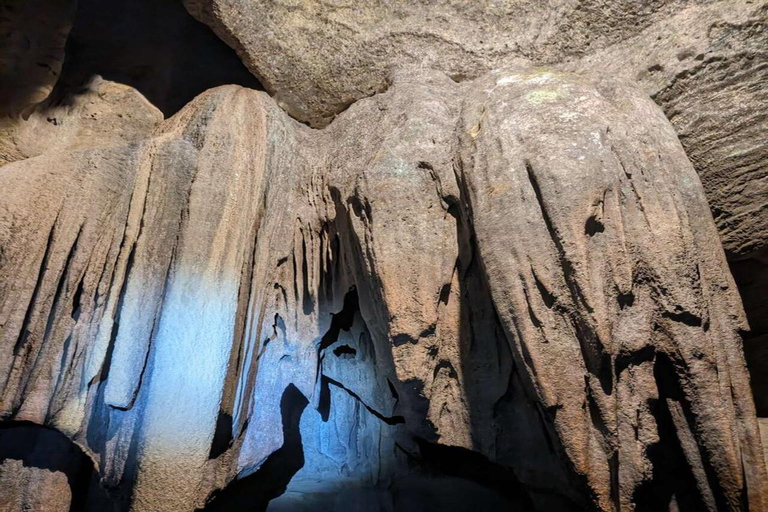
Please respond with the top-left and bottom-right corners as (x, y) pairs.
(0, 66), (766, 512)
(184, 0), (768, 263)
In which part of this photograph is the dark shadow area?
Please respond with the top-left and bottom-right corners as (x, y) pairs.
(318, 286), (358, 352)
(413, 437), (534, 510)
(0, 420), (114, 511)
(209, 412), (234, 460)
(729, 250), (768, 417)
(632, 353), (709, 512)
(199, 384), (309, 512)
(0, 0), (75, 116)
(46, 0), (262, 115)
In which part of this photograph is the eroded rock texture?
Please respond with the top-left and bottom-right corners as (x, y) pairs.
(182, 0), (702, 128)
(0, 77), (163, 167)
(184, 0), (768, 489)
(183, 0), (768, 257)
(1, 65), (766, 512)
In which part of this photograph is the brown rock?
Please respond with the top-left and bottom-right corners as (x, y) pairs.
(182, 0), (701, 128)
(183, 0), (768, 260)
(0, 67), (765, 511)
(569, 0), (768, 259)
(0, 77), (163, 167)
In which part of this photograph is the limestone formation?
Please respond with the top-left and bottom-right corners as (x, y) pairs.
(1, 2), (768, 512)
(568, 0), (768, 260)
(182, 0), (701, 128)
(0, 77), (163, 167)
(184, 0), (768, 257)
(1, 65), (767, 511)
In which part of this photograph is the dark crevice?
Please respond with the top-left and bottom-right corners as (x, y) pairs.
(46, 0), (263, 117)
(301, 234), (313, 316)
(387, 378), (400, 403)
(99, 240), (137, 384)
(208, 411), (233, 461)
(318, 286), (358, 352)
(199, 385), (308, 512)
(332, 344), (356, 358)
(532, 268), (556, 309)
(524, 160), (594, 315)
(317, 375), (331, 422)
(210, 213), (260, 459)
(534, 403), (558, 456)
(42, 226), (82, 346)
(347, 195), (371, 223)
(661, 310), (703, 327)
(525, 160), (613, 394)
(438, 281), (452, 305)
(615, 345), (656, 376)
(413, 438), (536, 510)
(52, 333), (74, 405)
(634, 353), (708, 512)
(19, 228), (84, 414)
(13, 221), (57, 356)
(122, 234), (180, 412)
(70, 275), (85, 322)
(322, 375), (405, 425)
(585, 379), (612, 442)
(0, 421), (113, 511)
(523, 285), (544, 329)
(419, 323), (437, 338)
(417, 161), (434, 171)
(433, 360), (458, 380)
(617, 291), (635, 309)
(585, 215), (605, 236)
(291, 247), (299, 305)
(315, 286), (361, 424)
(392, 333), (418, 346)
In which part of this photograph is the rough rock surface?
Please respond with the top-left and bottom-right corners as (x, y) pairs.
(0, 78), (163, 167)
(569, 0), (768, 259)
(182, 0), (768, 468)
(183, 0), (768, 257)
(1, 66), (766, 512)
(182, 0), (701, 128)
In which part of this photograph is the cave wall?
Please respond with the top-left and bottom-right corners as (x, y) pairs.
(1, 1), (767, 512)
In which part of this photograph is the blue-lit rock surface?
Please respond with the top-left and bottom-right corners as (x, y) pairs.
(0, 66), (766, 512)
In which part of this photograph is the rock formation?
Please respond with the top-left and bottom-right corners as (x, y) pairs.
(1, 2), (767, 512)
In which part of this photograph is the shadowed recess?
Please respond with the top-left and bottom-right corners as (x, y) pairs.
(0, 421), (113, 511)
(199, 385), (309, 512)
(45, 0), (262, 116)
